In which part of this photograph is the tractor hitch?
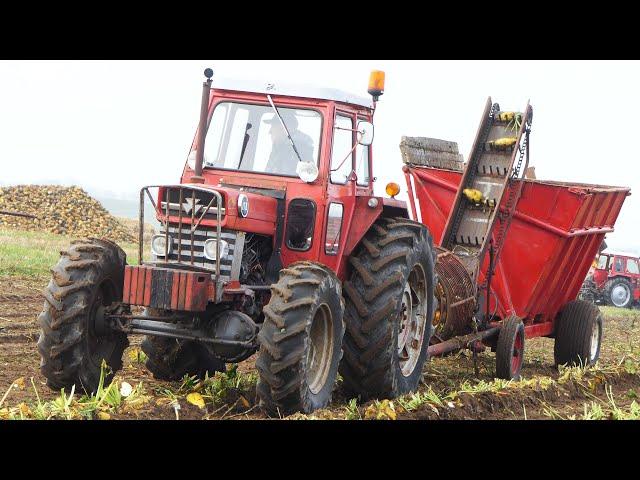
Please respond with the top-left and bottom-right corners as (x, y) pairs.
(427, 326), (500, 357)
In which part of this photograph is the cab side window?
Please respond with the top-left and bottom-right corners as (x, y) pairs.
(330, 115), (354, 184)
(614, 257), (624, 272)
(597, 255), (609, 270)
(627, 259), (639, 275)
(355, 119), (370, 187)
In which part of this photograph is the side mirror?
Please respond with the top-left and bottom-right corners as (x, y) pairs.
(357, 121), (374, 146)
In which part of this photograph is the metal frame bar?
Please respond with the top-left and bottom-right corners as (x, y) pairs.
(111, 316), (253, 347)
(138, 184), (223, 285)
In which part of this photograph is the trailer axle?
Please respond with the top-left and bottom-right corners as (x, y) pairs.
(427, 326), (500, 357)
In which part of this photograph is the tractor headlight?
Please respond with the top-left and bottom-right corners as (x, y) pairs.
(203, 239), (229, 261)
(151, 234), (173, 257)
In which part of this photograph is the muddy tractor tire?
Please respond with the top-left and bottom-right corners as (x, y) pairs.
(256, 261), (345, 416)
(37, 238), (129, 393)
(495, 315), (525, 380)
(605, 277), (633, 308)
(340, 217), (436, 401)
(554, 299), (603, 367)
(141, 313), (226, 381)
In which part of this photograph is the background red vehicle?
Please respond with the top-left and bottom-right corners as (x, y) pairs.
(580, 252), (640, 308)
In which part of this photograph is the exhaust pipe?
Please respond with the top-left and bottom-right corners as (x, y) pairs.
(191, 68), (214, 184)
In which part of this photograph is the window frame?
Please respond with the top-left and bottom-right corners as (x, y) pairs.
(330, 112), (355, 185)
(201, 100), (324, 179)
(355, 116), (372, 187)
(626, 258), (640, 275)
(285, 198), (317, 252)
(324, 201), (345, 256)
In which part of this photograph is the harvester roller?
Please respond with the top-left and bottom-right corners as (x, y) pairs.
(432, 247), (477, 341)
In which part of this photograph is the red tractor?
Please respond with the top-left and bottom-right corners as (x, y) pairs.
(580, 252), (640, 308)
(37, 69), (436, 415)
(37, 68), (630, 416)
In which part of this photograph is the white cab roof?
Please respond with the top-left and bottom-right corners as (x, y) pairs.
(211, 76), (374, 109)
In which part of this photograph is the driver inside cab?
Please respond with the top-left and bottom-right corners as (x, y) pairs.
(264, 112), (314, 176)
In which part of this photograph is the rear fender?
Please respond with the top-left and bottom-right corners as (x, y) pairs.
(342, 196), (410, 257)
(342, 196), (383, 258)
(382, 197), (410, 219)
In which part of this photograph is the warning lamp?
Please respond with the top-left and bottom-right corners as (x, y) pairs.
(368, 70), (385, 101)
(385, 182), (400, 198)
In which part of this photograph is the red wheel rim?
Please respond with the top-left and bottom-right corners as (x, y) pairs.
(511, 331), (524, 376)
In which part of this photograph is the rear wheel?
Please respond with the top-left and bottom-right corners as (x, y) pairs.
(554, 299), (603, 367)
(340, 217), (436, 401)
(495, 315), (525, 380)
(37, 238), (129, 393)
(605, 277), (633, 308)
(256, 261), (345, 416)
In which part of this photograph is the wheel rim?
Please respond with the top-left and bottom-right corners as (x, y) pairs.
(611, 284), (630, 307)
(86, 280), (119, 370)
(398, 264), (428, 377)
(590, 321), (601, 361)
(306, 303), (334, 395)
(511, 330), (524, 375)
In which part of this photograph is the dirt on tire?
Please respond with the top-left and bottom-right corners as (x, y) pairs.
(340, 217), (436, 401)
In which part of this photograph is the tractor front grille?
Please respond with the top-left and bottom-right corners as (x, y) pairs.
(152, 224), (238, 280)
(160, 187), (225, 222)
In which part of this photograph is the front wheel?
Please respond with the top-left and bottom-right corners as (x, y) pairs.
(37, 238), (129, 393)
(256, 261), (345, 416)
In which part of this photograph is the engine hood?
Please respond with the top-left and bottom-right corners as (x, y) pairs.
(179, 182), (279, 237)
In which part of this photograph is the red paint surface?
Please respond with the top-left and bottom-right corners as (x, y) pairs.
(406, 166), (630, 334)
(124, 266), (211, 312)
(169, 91), (382, 283)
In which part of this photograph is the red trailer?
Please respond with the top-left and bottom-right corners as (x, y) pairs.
(403, 162), (630, 372)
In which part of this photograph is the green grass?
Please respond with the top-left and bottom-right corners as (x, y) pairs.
(599, 305), (640, 319)
(0, 227), (142, 278)
(0, 362), (149, 420)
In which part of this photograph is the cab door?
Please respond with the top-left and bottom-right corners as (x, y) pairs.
(625, 258), (640, 299)
(320, 107), (358, 271)
(354, 114), (373, 197)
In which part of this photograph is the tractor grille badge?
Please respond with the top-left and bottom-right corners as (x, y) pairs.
(182, 197), (202, 215)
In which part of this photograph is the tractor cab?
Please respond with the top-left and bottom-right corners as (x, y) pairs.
(138, 69), (399, 290)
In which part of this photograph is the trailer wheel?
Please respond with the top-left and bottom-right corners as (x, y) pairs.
(141, 334), (225, 382)
(605, 277), (633, 308)
(340, 217), (436, 401)
(37, 238), (129, 393)
(554, 300), (603, 367)
(256, 261), (345, 416)
(495, 315), (525, 380)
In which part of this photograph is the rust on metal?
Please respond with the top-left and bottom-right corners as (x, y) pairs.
(428, 326), (499, 357)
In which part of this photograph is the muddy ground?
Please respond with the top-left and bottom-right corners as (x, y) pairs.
(1, 275), (639, 420)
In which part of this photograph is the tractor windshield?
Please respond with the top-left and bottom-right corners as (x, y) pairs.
(200, 102), (322, 177)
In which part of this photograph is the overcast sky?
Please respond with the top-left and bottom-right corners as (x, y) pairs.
(0, 60), (638, 252)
